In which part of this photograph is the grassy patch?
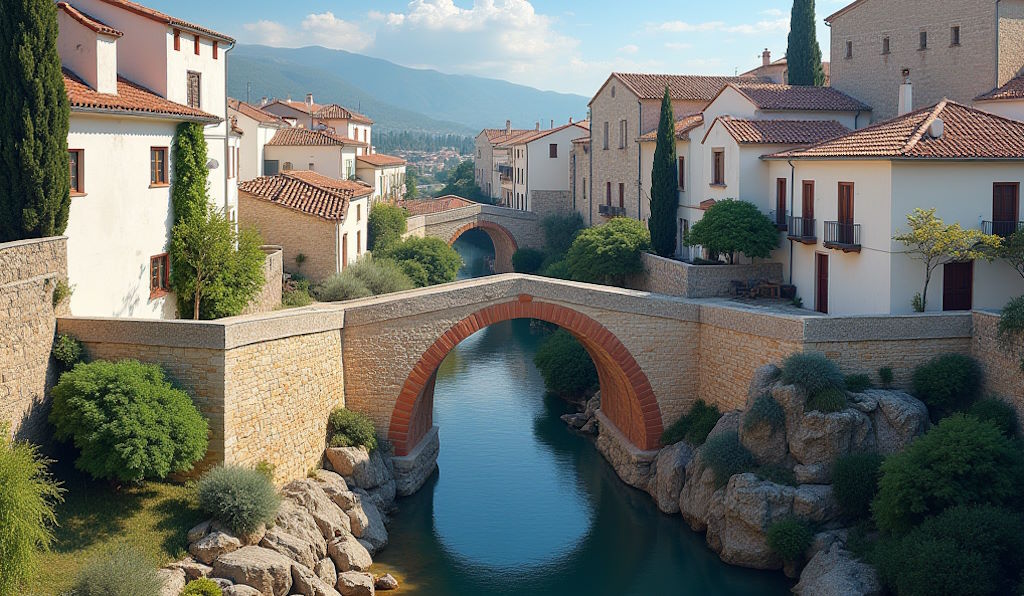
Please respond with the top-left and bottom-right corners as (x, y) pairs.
(661, 400), (721, 446)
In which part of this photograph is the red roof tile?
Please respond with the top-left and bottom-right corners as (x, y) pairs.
(266, 128), (367, 147)
(399, 195), (475, 215)
(607, 73), (765, 102)
(496, 122), (590, 147)
(90, 0), (234, 42)
(315, 104), (373, 125)
(228, 98), (285, 126)
(709, 117), (850, 145)
(726, 82), (870, 112)
(266, 99), (322, 116)
(638, 113), (704, 142)
(825, 0), (869, 23)
(356, 153), (406, 167)
(767, 100), (1024, 160)
(239, 171), (372, 221)
(481, 128), (535, 143)
(63, 69), (219, 122)
(57, 2), (122, 36)
(976, 75), (1024, 101)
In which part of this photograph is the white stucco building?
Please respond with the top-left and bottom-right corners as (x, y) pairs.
(474, 122), (534, 200)
(228, 98), (286, 181)
(497, 121), (590, 214)
(262, 95), (373, 151)
(263, 128), (366, 181)
(974, 75), (1024, 122)
(355, 154), (407, 205)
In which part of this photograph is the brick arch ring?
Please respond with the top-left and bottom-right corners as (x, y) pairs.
(448, 221), (518, 273)
(387, 295), (664, 456)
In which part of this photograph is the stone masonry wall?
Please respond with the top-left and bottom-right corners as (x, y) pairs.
(999, 1), (1024, 86)
(1, 237), (68, 442)
(529, 190), (573, 221)
(973, 311), (1022, 414)
(628, 253), (784, 299)
(239, 192), (338, 282)
(242, 246), (283, 315)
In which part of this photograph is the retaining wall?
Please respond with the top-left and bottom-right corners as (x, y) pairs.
(628, 253), (784, 299)
(972, 311), (1023, 414)
(242, 245), (283, 315)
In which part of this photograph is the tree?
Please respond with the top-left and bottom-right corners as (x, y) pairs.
(565, 218), (651, 286)
(439, 160), (489, 203)
(404, 167), (419, 200)
(379, 237), (462, 287)
(786, 0), (826, 86)
(0, 0), (71, 242)
(170, 204), (265, 319)
(999, 229), (1024, 280)
(649, 86), (679, 257)
(170, 122), (211, 224)
(367, 203), (407, 251)
(685, 199), (779, 264)
(894, 208), (1001, 312)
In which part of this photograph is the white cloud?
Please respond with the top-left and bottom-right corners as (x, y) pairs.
(618, 44), (639, 54)
(242, 11), (373, 51)
(664, 42), (692, 51)
(653, 17), (788, 35)
(656, 21), (724, 33)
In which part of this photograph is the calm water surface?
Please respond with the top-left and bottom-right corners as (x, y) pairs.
(373, 231), (792, 595)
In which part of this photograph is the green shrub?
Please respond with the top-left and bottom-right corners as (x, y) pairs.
(281, 286), (313, 308)
(743, 394), (785, 432)
(998, 296), (1024, 372)
(52, 333), (85, 370)
(533, 330), (598, 400)
(197, 466), (280, 536)
(766, 517), (813, 562)
(844, 373), (873, 393)
(367, 204), (407, 251)
(967, 397), (1019, 437)
(872, 414), (1024, 534)
(565, 218), (651, 286)
(833, 452), (883, 520)
(328, 408), (378, 452)
(512, 248), (546, 274)
(807, 386), (848, 413)
(780, 352), (845, 394)
(755, 465), (797, 486)
(662, 400), (722, 446)
(911, 353), (982, 420)
(182, 577), (223, 596)
(71, 545), (164, 596)
(345, 256), (414, 295)
(702, 431), (755, 488)
(541, 212), (586, 258)
(540, 259), (572, 280)
(316, 274), (372, 302)
(379, 237), (462, 287)
(49, 360), (209, 483)
(873, 505), (1024, 596)
(684, 199), (779, 264)
(878, 366), (895, 388)
(0, 428), (63, 596)
(52, 279), (72, 307)
(254, 460), (276, 481)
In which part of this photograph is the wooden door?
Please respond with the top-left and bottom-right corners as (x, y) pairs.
(993, 183), (1020, 237)
(815, 253), (829, 314)
(776, 178), (787, 225)
(838, 182), (854, 243)
(942, 261), (973, 311)
(801, 181), (815, 237)
(342, 233), (348, 270)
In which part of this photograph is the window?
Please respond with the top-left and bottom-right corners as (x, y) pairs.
(173, 29), (180, 51)
(619, 120), (627, 149)
(712, 150), (725, 185)
(356, 204), (362, 222)
(68, 149), (84, 195)
(283, 161), (293, 171)
(678, 156), (685, 190)
(950, 26), (960, 46)
(150, 253), (169, 297)
(611, 85), (616, 98)
(606, 181), (612, 205)
(845, 41), (853, 59)
(919, 31), (928, 50)
(357, 230), (362, 255)
(308, 162), (315, 171)
(194, 34), (200, 55)
(150, 147), (168, 186)
(603, 122), (609, 150)
(213, 41), (219, 59)
(618, 183), (624, 208)
(186, 71), (201, 109)
(882, 37), (890, 54)
(264, 160), (279, 176)
(549, 143), (558, 158)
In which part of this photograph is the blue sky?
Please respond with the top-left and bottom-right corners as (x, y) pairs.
(146, 0), (848, 96)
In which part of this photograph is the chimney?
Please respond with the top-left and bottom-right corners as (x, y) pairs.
(569, 117), (573, 124)
(305, 93), (314, 107)
(898, 71), (913, 116)
(762, 48), (771, 67)
(535, 122), (540, 131)
(506, 119), (511, 134)
(550, 119), (554, 129)
(260, 96), (268, 107)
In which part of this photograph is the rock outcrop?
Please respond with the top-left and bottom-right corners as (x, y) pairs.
(793, 543), (882, 596)
(212, 546), (294, 596)
(652, 441), (693, 514)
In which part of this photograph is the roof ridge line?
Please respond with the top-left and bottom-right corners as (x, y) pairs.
(903, 99), (948, 154)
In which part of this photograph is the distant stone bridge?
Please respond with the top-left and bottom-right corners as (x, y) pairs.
(404, 202), (543, 273)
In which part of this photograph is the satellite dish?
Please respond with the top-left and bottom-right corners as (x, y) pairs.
(207, 159), (219, 170)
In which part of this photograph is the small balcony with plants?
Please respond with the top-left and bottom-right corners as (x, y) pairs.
(982, 220), (1024, 239)
(823, 221), (862, 252)
(599, 204), (626, 217)
(787, 216), (816, 244)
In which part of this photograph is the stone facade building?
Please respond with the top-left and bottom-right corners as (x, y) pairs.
(474, 122), (534, 201)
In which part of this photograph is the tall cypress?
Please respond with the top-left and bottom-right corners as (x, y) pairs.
(786, 0), (826, 86)
(0, 0), (71, 242)
(648, 86), (678, 257)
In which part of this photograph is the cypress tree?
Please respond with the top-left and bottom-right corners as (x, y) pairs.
(786, 0), (826, 86)
(0, 0), (71, 242)
(648, 86), (678, 257)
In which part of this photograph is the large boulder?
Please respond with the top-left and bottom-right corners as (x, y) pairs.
(678, 454), (722, 532)
(652, 441), (694, 514)
(314, 558), (337, 585)
(772, 384), (807, 432)
(157, 567), (186, 596)
(223, 586), (263, 596)
(793, 484), (840, 524)
(291, 562), (343, 596)
(374, 574), (399, 591)
(707, 411), (741, 442)
(794, 543), (882, 596)
(788, 409), (873, 467)
(336, 571), (375, 596)
(168, 556), (212, 581)
(187, 520), (213, 543)
(327, 534), (373, 572)
(738, 412), (788, 467)
(794, 463), (831, 485)
(869, 390), (929, 454)
(274, 500), (328, 560)
(325, 447), (393, 491)
(283, 480), (352, 540)
(710, 474), (796, 570)
(747, 365), (781, 407)
(190, 531), (242, 565)
(313, 470), (358, 510)
(260, 527), (319, 569)
(212, 546), (294, 596)
(347, 496), (388, 550)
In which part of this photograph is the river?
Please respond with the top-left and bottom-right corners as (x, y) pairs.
(373, 230), (792, 595)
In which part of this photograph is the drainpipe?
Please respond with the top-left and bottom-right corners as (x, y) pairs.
(788, 159), (796, 285)
(637, 98), (643, 221)
(223, 41), (236, 218)
(588, 111), (594, 226)
(996, 0), (1003, 90)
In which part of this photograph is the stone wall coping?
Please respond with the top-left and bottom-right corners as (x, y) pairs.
(391, 425), (439, 465)
(0, 235), (68, 252)
(595, 410), (660, 460)
(802, 312), (973, 343)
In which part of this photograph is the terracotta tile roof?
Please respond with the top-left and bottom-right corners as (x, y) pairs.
(608, 73), (765, 101)
(315, 104), (374, 125)
(238, 171), (371, 221)
(90, 0), (234, 42)
(709, 117), (850, 145)
(228, 98), (286, 126)
(975, 75), (1024, 101)
(825, 0), (869, 23)
(266, 128), (367, 147)
(498, 122), (591, 146)
(63, 68), (219, 122)
(399, 195), (475, 215)
(727, 82), (870, 112)
(57, 2), (122, 36)
(493, 128), (545, 148)
(767, 100), (1024, 160)
(356, 153), (406, 167)
(571, 135), (591, 145)
(638, 113), (704, 142)
(267, 99), (323, 116)
(482, 128), (534, 143)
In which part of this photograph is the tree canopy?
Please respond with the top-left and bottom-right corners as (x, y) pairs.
(379, 236), (462, 287)
(685, 199), (779, 264)
(367, 203), (407, 251)
(649, 86), (679, 257)
(439, 160), (489, 203)
(786, 0), (826, 86)
(565, 218), (651, 286)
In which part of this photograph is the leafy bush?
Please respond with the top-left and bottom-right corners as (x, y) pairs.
(565, 218), (651, 286)
(755, 465), (797, 486)
(379, 237), (462, 287)
(52, 279), (72, 307)
(833, 452), (883, 520)
(998, 295), (1024, 371)
(345, 256), (414, 295)
(684, 199), (779, 264)
(367, 204), (407, 251)
(701, 431), (755, 488)
(541, 212), (585, 258)
(197, 466), (280, 536)
(873, 505), (1024, 596)
(662, 400), (722, 446)
(807, 386), (848, 413)
(182, 577), (223, 596)
(328, 408), (378, 452)
(911, 353), (982, 420)
(315, 274), (372, 302)
(52, 333), (85, 370)
(780, 352), (845, 394)
(872, 414), (1024, 534)
(878, 366), (895, 388)
(540, 259), (572, 280)
(49, 360), (208, 483)
(766, 517), (813, 562)
(844, 374), (873, 393)
(743, 394), (785, 431)
(512, 248), (546, 274)
(0, 428), (63, 596)
(533, 329), (598, 400)
(71, 545), (164, 596)
(967, 397), (1019, 437)
(281, 277), (313, 308)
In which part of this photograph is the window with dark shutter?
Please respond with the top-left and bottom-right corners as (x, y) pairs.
(712, 150), (725, 185)
(150, 147), (168, 186)
(150, 254), (169, 296)
(174, 29), (180, 51)
(618, 183), (624, 208)
(187, 71), (201, 108)
(549, 143), (558, 158)
(882, 37), (890, 55)
(845, 41), (853, 59)
(69, 150), (84, 194)
(678, 156), (685, 190)
(919, 31), (928, 49)
(950, 26), (960, 46)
